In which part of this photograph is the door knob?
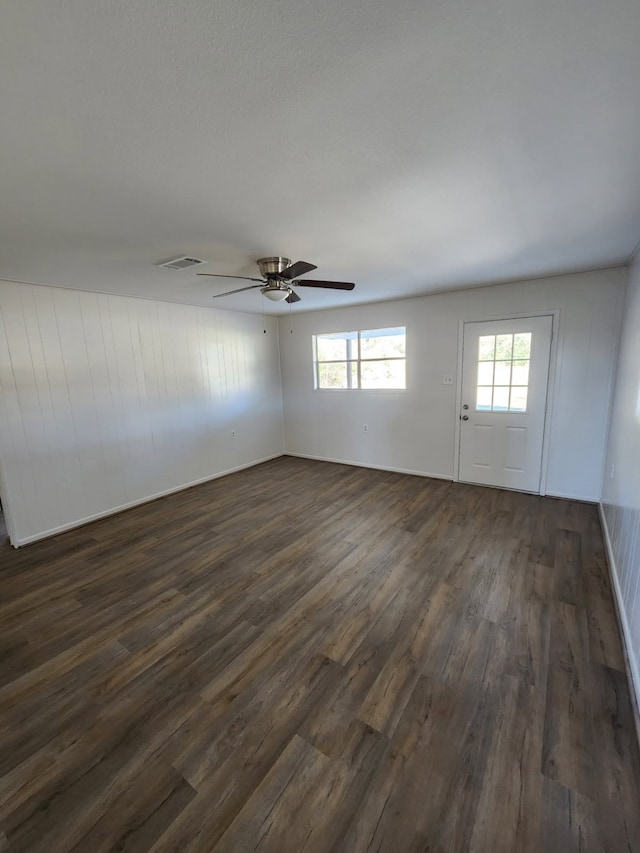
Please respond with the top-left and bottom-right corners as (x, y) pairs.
(461, 415), (469, 420)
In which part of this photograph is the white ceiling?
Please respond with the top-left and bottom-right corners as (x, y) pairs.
(1, 0), (640, 315)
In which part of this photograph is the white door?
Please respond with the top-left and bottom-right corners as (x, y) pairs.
(458, 316), (552, 493)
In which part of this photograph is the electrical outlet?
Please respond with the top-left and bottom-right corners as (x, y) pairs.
(231, 430), (237, 439)
(442, 375), (454, 385)
(363, 424), (368, 432)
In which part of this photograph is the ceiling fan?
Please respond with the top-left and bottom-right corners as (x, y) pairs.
(197, 257), (355, 303)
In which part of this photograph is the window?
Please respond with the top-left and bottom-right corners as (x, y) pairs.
(313, 327), (406, 389)
(476, 332), (531, 412)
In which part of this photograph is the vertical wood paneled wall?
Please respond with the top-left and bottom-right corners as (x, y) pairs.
(0, 282), (284, 545)
(602, 259), (640, 711)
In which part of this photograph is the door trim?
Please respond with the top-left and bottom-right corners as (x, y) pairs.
(453, 309), (560, 495)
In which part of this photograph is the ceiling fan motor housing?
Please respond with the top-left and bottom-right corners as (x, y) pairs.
(257, 257), (291, 279)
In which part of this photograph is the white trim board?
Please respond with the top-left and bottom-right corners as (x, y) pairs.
(13, 453), (285, 547)
(284, 453), (453, 482)
(545, 491), (599, 504)
(598, 503), (640, 747)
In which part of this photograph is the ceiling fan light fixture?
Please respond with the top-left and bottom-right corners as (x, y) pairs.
(261, 286), (290, 302)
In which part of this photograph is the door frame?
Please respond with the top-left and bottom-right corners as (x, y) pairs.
(453, 309), (560, 495)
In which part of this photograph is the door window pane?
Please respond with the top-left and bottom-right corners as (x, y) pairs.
(513, 333), (532, 359)
(495, 334), (513, 360)
(474, 330), (531, 412)
(493, 387), (510, 410)
(512, 360), (529, 385)
(477, 362), (494, 385)
(478, 335), (496, 361)
(510, 387), (528, 411)
(476, 387), (492, 410)
(494, 361), (511, 385)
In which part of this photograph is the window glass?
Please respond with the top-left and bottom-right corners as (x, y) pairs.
(476, 387), (492, 410)
(493, 387), (510, 410)
(317, 362), (348, 389)
(477, 362), (494, 385)
(315, 332), (357, 361)
(510, 387), (528, 411)
(495, 334), (513, 360)
(511, 360), (529, 385)
(314, 327), (406, 389)
(494, 361), (511, 385)
(478, 335), (496, 361)
(361, 359), (406, 389)
(475, 332), (532, 412)
(513, 333), (532, 359)
(360, 328), (406, 360)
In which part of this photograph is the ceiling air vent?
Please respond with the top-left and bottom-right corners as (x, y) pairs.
(157, 256), (207, 271)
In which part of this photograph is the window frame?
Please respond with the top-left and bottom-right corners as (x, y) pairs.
(313, 327), (407, 391)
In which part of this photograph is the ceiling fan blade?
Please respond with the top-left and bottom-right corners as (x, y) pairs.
(294, 280), (355, 291)
(280, 261), (317, 280)
(212, 284), (262, 298)
(286, 290), (302, 304)
(198, 273), (265, 283)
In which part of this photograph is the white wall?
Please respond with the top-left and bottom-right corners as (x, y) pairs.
(279, 269), (624, 501)
(601, 258), (640, 711)
(0, 281), (284, 546)
(0, 268), (625, 547)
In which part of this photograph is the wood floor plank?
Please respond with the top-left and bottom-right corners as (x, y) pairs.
(553, 528), (584, 606)
(542, 600), (595, 798)
(334, 674), (439, 853)
(0, 640), (129, 780)
(213, 734), (331, 853)
(152, 656), (342, 851)
(467, 674), (543, 853)
(585, 556), (626, 671)
(357, 577), (446, 735)
(590, 662), (640, 852)
(541, 776), (605, 853)
(68, 760), (196, 853)
(0, 456), (639, 851)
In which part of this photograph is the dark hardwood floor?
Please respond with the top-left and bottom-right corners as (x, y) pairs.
(1, 456), (639, 852)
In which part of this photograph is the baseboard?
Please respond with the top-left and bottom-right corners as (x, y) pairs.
(545, 490), (599, 503)
(598, 503), (640, 746)
(13, 452), (285, 547)
(285, 455), (597, 499)
(284, 452), (453, 482)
